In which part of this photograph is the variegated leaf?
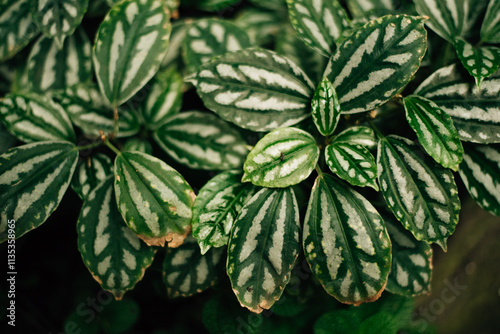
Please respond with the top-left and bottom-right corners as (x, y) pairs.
(286, 0), (350, 56)
(72, 153), (113, 200)
(27, 28), (92, 92)
(197, 0), (240, 12)
(459, 143), (500, 216)
(480, 0), (500, 43)
(233, 8), (283, 46)
(325, 142), (378, 190)
(303, 174), (391, 305)
(163, 235), (223, 298)
(30, 0), (88, 48)
(183, 18), (252, 73)
(311, 77), (341, 136)
(93, 0), (171, 107)
(249, 0), (285, 10)
(161, 20), (188, 68)
(192, 171), (256, 255)
(345, 0), (395, 19)
(403, 95), (463, 171)
(154, 111), (248, 170)
(242, 127), (320, 188)
(77, 176), (156, 299)
(0, 125), (16, 155)
(333, 126), (377, 149)
(324, 15), (427, 114)
(188, 48), (314, 132)
(0, 0), (39, 61)
(227, 187), (301, 313)
(114, 151), (195, 247)
(0, 92), (76, 143)
(377, 135), (461, 250)
(415, 64), (500, 143)
(0, 141), (78, 242)
(123, 138), (152, 154)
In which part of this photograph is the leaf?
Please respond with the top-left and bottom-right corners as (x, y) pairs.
(93, 0), (171, 107)
(377, 135), (461, 250)
(286, 0), (350, 56)
(27, 28), (92, 92)
(122, 138), (152, 154)
(311, 77), (341, 136)
(333, 126), (378, 149)
(114, 151), (195, 247)
(0, 92), (76, 143)
(233, 8), (283, 46)
(481, 0), (500, 43)
(403, 95), (464, 171)
(197, 0), (241, 12)
(0, 141), (78, 242)
(323, 15), (427, 114)
(344, 0), (396, 19)
(72, 153), (113, 200)
(77, 176), (156, 299)
(192, 171), (256, 255)
(188, 48), (314, 132)
(0, 125), (16, 155)
(227, 187), (301, 313)
(458, 143), (500, 216)
(30, 0), (89, 48)
(325, 141), (379, 190)
(303, 174), (391, 305)
(0, 0), (39, 61)
(163, 235), (224, 298)
(242, 127), (320, 188)
(161, 20), (188, 68)
(154, 111), (248, 170)
(415, 63), (500, 143)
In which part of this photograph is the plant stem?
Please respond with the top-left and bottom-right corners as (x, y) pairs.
(104, 138), (121, 156)
(76, 140), (103, 151)
(368, 120), (385, 140)
(315, 164), (323, 177)
(111, 106), (119, 139)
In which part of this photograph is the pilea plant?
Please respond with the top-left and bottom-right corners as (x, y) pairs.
(0, 0), (499, 332)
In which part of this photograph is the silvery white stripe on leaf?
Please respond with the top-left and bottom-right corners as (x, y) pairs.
(77, 176), (156, 300)
(403, 95), (463, 171)
(333, 126), (377, 149)
(227, 187), (301, 313)
(232, 8), (283, 46)
(242, 127), (320, 188)
(303, 174), (391, 305)
(481, 0), (500, 43)
(0, 141), (78, 242)
(93, 0), (171, 107)
(0, 92), (76, 143)
(154, 111), (248, 170)
(345, 0), (395, 19)
(377, 135), (461, 251)
(323, 15), (427, 114)
(161, 20), (188, 68)
(286, 0), (350, 56)
(311, 77), (341, 136)
(114, 151), (195, 247)
(123, 138), (153, 154)
(189, 48), (314, 132)
(459, 143), (500, 216)
(71, 153), (113, 200)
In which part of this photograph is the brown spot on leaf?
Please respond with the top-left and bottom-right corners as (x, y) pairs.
(137, 226), (192, 248)
(188, 190), (196, 203)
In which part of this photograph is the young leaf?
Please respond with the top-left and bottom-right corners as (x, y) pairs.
(333, 126), (377, 149)
(188, 48), (314, 132)
(303, 174), (391, 305)
(227, 187), (301, 313)
(114, 151), (195, 247)
(93, 0), (171, 107)
(242, 127), (320, 188)
(311, 77), (341, 136)
(77, 176), (156, 300)
(377, 135), (461, 250)
(403, 95), (464, 171)
(192, 171), (256, 255)
(480, 0), (500, 43)
(122, 138), (153, 154)
(72, 153), (114, 200)
(325, 141), (378, 190)
(324, 15), (427, 114)
(0, 141), (78, 242)
(154, 111), (248, 170)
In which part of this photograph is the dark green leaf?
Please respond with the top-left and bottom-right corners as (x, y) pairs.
(72, 153), (113, 200)
(480, 0), (500, 43)
(311, 77), (341, 136)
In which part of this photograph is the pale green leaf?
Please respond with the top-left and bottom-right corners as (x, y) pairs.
(72, 153), (113, 200)
(311, 77), (341, 136)
(481, 0), (500, 43)
(122, 138), (152, 154)
(333, 126), (377, 149)
(161, 20), (188, 68)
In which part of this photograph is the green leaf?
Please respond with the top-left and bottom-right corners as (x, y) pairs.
(27, 28), (92, 92)
(0, 125), (16, 155)
(0, 141), (78, 242)
(242, 127), (320, 188)
(344, 0), (395, 20)
(311, 77), (341, 136)
(93, 0), (171, 107)
(163, 235), (223, 298)
(77, 176), (156, 299)
(458, 143), (500, 216)
(233, 8), (283, 46)
(403, 95), (464, 171)
(325, 141), (379, 190)
(377, 135), (461, 250)
(161, 20), (188, 68)
(154, 111), (248, 170)
(114, 151), (195, 247)
(72, 153), (113, 200)
(197, 0), (241, 12)
(192, 171), (256, 255)
(286, 0), (350, 56)
(0, 92), (76, 143)
(481, 0), (500, 43)
(122, 138), (152, 154)
(0, 0), (39, 61)
(333, 126), (377, 149)
(303, 174), (391, 305)
(30, 0), (89, 48)
(227, 187), (301, 313)
(189, 48), (314, 132)
(324, 15), (427, 114)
